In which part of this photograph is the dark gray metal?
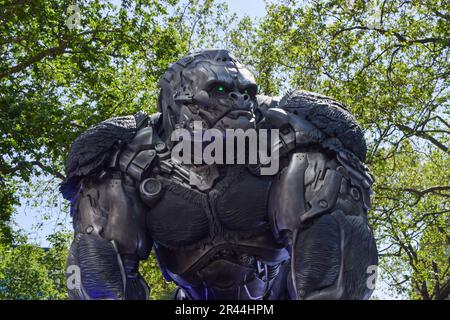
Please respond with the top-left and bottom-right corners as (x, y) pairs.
(157, 49), (258, 142)
(61, 49), (378, 300)
(139, 178), (163, 207)
(66, 169), (152, 299)
(66, 234), (125, 300)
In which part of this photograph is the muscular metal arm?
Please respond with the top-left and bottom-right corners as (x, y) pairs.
(270, 151), (377, 299)
(66, 170), (152, 300)
(263, 90), (378, 300)
(61, 112), (153, 300)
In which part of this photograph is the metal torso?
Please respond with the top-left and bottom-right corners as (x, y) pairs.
(149, 164), (290, 300)
(117, 119), (291, 300)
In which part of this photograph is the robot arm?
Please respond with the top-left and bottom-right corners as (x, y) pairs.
(269, 151), (377, 300)
(264, 90), (378, 299)
(60, 112), (153, 300)
(66, 170), (152, 300)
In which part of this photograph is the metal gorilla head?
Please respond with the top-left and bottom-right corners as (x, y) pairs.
(157, 49), (258, 140)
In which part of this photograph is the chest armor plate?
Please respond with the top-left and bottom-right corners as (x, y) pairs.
(145, 165), (273, 249)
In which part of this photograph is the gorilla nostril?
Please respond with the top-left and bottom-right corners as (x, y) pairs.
(243, 94), (249, 100)
(229, 92), (238, 100)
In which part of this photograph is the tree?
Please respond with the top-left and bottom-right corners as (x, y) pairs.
(0, 231), (69, 299)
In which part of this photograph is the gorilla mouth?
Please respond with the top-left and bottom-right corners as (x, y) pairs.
(212, 110), (255, 131)
(226, 110), (254, 120)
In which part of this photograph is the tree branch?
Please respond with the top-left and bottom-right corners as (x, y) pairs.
(0, 44), (67, 79)
(0, 160), (65, 180)
(332, 25), (450, 48)
(397, 123), (450, 154)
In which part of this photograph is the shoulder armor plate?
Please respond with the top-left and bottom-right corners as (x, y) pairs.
(117, 125), (162, 181)
(275, 90), (367, 162)
(60, 111), (149, 200)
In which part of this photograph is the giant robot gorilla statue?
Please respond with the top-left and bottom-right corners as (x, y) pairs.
(60, 49), (378, 300)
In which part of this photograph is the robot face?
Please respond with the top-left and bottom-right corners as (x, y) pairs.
(180, 58), (258, 131)
(159, 50), (258, 134)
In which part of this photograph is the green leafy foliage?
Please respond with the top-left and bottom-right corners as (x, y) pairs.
(140, 253), (177, 300)
(0, 231), (69, 299)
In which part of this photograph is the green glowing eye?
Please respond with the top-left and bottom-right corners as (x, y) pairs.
(218, 86), (224, 92)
